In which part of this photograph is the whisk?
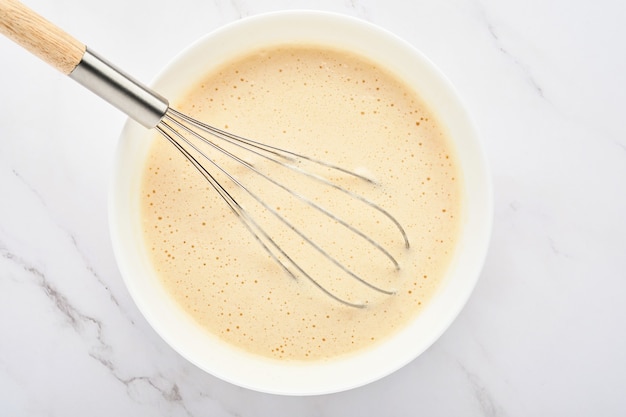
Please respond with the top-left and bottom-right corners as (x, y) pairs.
(0, 0), (409, 307)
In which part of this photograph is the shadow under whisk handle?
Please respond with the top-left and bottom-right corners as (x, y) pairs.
(0, 0), (169, 128)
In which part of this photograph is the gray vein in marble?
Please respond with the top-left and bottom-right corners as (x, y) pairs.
(548, 237), (573, 259)
(457, 360), (506, 417)
(7, 159), (209, 415)
(0, 245), (21, 285)
(0, 243), (104, 337)
(11, 168), (46, 209)
(69, 233), (121, 308)
(344, 0), (371, 20)
(509, 200), (522, 212)
(122, 376), (192, 416)
(486, 22), (544, 99)
(229, 0), (249, 19)
(1, 246), (115, 400)
(196, 386), (243, 417)
(474, 1), (545, 100)
(90, 353), (196, 416)
(11, 168), (121, 310)
(1, 243), (197, 415)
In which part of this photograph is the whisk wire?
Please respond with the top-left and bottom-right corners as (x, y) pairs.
(168, 109), (410, 250)
(162, 112), (401, 271)
(157, 120), (372, 308)
(157, 109), (407, 306)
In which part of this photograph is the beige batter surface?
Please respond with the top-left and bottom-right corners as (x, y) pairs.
(141, 44), (462, 361)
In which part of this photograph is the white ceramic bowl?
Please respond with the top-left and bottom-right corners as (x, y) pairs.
(110, 11), (492, 395)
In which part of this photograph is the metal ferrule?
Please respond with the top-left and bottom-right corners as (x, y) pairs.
(69, 48), (169, 128)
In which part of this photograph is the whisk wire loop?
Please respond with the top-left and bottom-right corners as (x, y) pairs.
(157, 119), (371, 308)
(155, 108), (410, 307)
(163, 112), (401, 271)
(169, 109), (411, 250)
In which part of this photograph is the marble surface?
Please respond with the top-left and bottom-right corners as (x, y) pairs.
(1, 0), (625, 415)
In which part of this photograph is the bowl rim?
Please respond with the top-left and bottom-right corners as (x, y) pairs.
(109, 9), (493, 396)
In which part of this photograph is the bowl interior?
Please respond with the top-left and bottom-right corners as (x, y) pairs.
(109, 11), (492, 395)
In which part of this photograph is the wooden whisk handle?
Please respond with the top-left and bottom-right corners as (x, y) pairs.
(0, 0), (86, 74)
(0, 0), (168, 128)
